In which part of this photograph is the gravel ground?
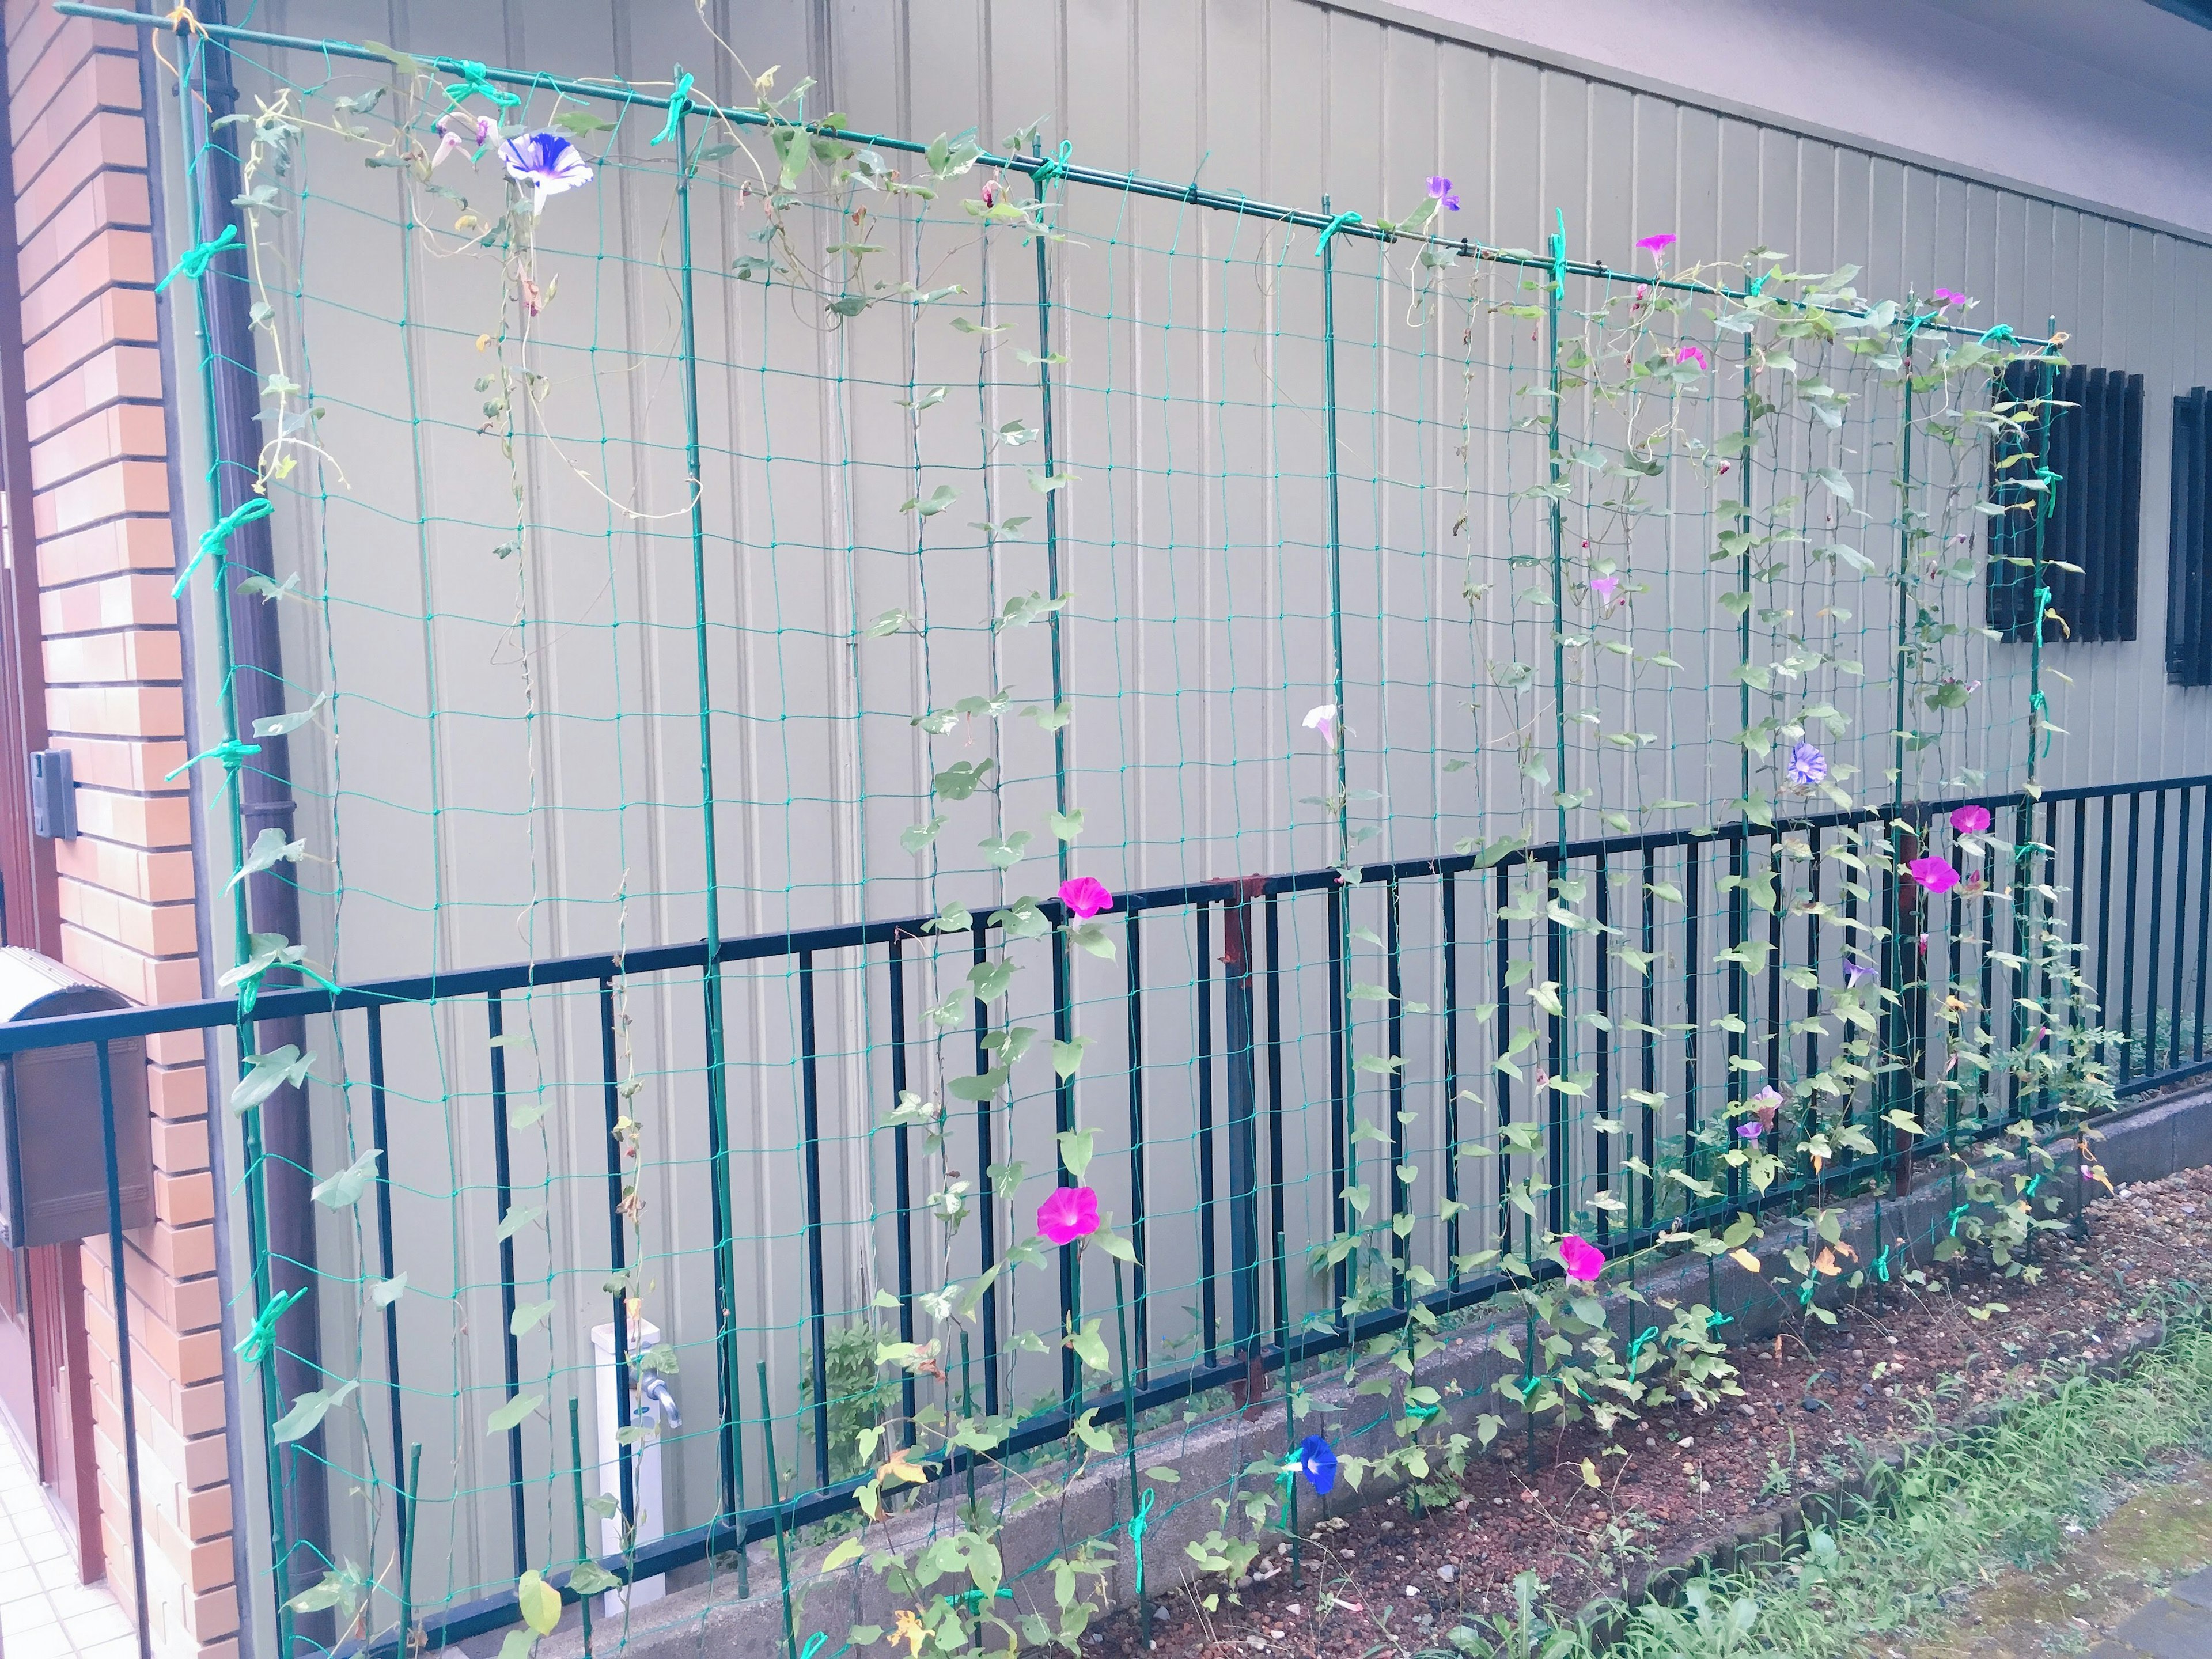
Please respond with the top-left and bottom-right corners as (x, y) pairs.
(1089, 1164), (2212, 1659)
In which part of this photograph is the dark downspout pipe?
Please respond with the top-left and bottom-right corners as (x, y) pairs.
(173, 7), (329, 1633)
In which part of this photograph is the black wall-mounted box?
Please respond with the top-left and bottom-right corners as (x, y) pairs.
(0, 949), (151, 1248)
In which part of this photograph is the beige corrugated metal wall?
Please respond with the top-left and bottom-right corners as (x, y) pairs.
(168, 0), (2212, 1639)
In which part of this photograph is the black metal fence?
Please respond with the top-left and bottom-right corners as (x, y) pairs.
(17, 771), (2210, 1656)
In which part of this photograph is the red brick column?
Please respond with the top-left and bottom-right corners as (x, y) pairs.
(6, 4), (238, 1656)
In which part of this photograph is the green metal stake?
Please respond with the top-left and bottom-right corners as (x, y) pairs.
(397, 1442), (421, 1659)
(756, 1363), (800, 1659)
(171, 32), (295, 1646)
(670, 81), (747, 1563)
(568, 1399), (595, 1657)
(1111, 1261), (1150, 1646)
(1543, 208), (1574, 1224)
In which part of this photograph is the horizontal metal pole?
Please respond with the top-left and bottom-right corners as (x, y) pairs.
(0, 773), (2190, 1058)
(56, 2), (2051, 346)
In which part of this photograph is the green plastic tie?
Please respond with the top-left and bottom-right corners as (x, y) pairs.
(1128, 1487), (1154, 1594)
(154, 223), (238, 294)
(165, 738), (262, 782)
(651, 70), (695, 148)
(1706, 1309), (1734, 1332)
(234, 1286), (305, 1364)
(1946, 1203), (1969, 1237)
(1624, 1324), (1659, 1370)
(1978, 323), (2017, 345)
(1874, 1241), (1892, 1283)
(1312, 211), (1361, 257)
(443, 59), (521, 110)
(1550, 207), (1567, 289)
(1031, 139), (1074, 187)
(1403, 1399), (1441, 1422)
(172, 495), (275, 598)
(797, 1635), (826, 1659)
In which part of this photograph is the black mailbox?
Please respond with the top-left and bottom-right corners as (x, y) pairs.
(0, 949), (152, 1247)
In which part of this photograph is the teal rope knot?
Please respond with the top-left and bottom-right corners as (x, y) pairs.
(1313, 211), (1362, 257)
(1946, 1203), (1970, 1237)
(172, 495), (275, 598)
(1403, 1399), (1441, 1423)
(1624, 1324), (1659, 1371)
(154, 224), (237, 294)
(164, 738), (262, 783)
(234, 1286), (305, 1364)
(1031, 139), (1074, 188)
(796, 1635), (827, 1659)
(652, 70), (695, 148)
(1706, 1309), (1734, 1332)
(1128, 1487), (1154, 1594)
(1874, 1241), (1892, 1283)
(1978, 323), (2017, 345)
(442, 59), (521, 110)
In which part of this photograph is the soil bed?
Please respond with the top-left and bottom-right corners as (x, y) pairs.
(1090, 1164), (2212, 1659)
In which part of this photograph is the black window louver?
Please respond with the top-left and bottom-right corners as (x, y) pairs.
(1988, 361), (2143, 645)
(2168, 388), (2212, 685)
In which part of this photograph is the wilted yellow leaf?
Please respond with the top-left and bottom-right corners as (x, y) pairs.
(879, 1451), (927, 1488)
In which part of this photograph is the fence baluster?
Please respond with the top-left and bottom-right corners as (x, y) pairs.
(1126, 904), (1150, 1377)
(487, 990), (526, 1575)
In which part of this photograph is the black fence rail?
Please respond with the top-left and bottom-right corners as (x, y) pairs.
(16, 772), (2208, 1657)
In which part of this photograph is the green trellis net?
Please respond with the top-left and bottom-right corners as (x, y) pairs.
(132, 12), (2108, 1658)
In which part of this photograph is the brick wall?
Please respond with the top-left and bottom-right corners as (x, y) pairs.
(5, 5), (237, 1657)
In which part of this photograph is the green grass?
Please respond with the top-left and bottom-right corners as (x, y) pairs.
(1434, 1310), (2212, 1658)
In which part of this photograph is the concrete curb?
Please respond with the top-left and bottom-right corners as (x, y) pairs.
(527, 1082), (2212, 1659)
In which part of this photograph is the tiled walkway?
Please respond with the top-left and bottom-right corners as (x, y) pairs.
(2092, 1566), (2212, 1658)
(0, 1423), (131, 1659)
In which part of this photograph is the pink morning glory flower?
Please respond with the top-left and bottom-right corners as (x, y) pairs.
(1932, 289), (1967, 306)
(1907, 855), (1961, 896)
(1059, 876), (1113, 920)
(1558, 1234), (1605, 1282)
(1590, 574), (1619, 604)
(1675, 342), (1710, 370)
(497, 127), (595, 213)
(1637, 233), (1677, 255)
(1950, 804), (1992, 835)
(1426, 176), (1460, 211)
(1037, 1185), (1099, 1245)
(1787, 742), (1828, 788)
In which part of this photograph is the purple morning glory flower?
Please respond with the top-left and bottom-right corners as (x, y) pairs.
(1786, 741), (1828, 787)
(1296, 1434), (1337, 1495)
(1426, 176), (1460, 213)
(497, 127), (594, 213)
(1737, 1121), (1763, 1140)
(1844, 957), (1875, 987)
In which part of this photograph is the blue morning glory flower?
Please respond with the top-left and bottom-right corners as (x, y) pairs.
(1297, 1434), (1337, 1495)
(1787, 741), (1828, 788)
